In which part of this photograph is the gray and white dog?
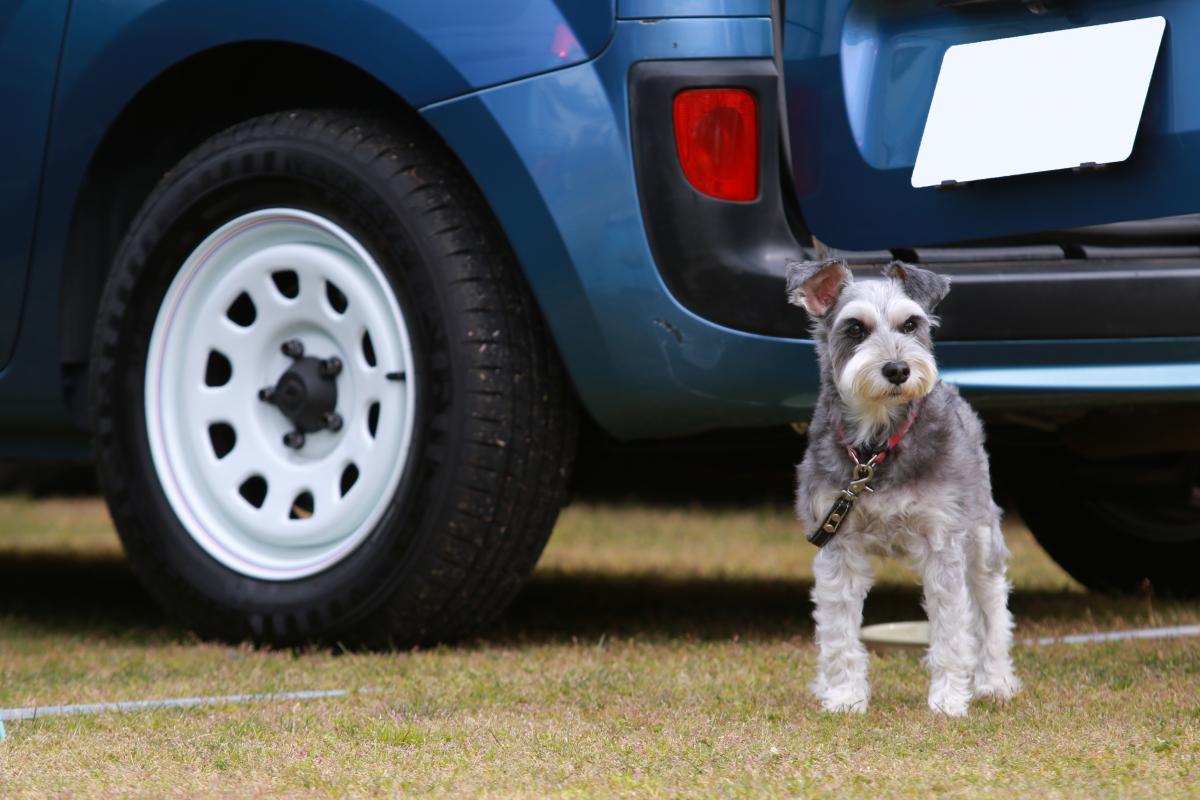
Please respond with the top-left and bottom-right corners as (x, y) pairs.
(787, 258), (1019, 716)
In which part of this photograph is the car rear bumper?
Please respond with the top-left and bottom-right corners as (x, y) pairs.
(424, 16), (1200, 441)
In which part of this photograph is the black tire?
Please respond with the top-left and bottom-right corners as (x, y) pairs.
(1017, 451), (1200, 596)
(89, 109), (577, 646)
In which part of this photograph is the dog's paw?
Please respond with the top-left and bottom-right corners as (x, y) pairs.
(928, 685), (971, 717)
(821, 696), (869, 714)
(814, 683), (869, 714)
(974, 669), (1022, 701)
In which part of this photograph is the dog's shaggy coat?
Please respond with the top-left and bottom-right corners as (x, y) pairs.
(789, 259), (1020, 716)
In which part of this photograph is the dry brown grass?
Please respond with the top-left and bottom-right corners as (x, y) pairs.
(0, 497), (1198, 798)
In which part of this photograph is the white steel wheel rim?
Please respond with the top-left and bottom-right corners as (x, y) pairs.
(145, 209), (417, 580)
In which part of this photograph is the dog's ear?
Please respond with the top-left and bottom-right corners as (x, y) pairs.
(885, 261), (950, 313)
(786, 259), (852, 317)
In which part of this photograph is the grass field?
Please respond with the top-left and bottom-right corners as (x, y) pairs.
(1, 497), (1199, 798)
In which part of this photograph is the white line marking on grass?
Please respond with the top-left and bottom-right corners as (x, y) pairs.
(867, 622), (1200, 652)
(1023, 623), (1200, 647)
(0, 689), (350, 741)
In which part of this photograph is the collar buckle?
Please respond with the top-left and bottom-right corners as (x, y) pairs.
(848, 461), (875, 494)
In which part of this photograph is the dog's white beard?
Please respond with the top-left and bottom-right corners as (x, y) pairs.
(836, 336), (938, 445)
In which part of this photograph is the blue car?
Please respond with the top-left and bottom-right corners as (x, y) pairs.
(5, 0), (1197, 643)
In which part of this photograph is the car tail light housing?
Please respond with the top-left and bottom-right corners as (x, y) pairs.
(672, 88), (759, 202)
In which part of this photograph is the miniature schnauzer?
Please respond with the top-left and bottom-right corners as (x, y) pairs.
(787, 259), (1019, 716)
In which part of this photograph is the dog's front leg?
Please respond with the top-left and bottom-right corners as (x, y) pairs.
(969, 522), (1021, 700)
(916, 540), (977, 716)
(810, 540), (873, 713)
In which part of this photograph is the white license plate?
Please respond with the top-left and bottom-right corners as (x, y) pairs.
(911, 17), (1165, 189)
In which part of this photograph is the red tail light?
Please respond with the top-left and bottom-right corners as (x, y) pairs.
(672, 88), (758, 202)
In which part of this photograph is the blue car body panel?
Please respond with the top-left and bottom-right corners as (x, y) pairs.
(0, 0), (1195, 453)
(423, 17), (800, 439)
(617, 0), (771, 18)
(0, 1), (70, 370)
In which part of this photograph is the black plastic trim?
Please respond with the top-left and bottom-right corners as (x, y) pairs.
(630, 59), (809, 337)
(934, 260), (1200, 340)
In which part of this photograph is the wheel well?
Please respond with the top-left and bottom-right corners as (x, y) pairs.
(60, 42), (418, 424)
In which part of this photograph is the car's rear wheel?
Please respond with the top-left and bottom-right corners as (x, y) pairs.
(1017, 451), (1200, 596)
(90, 109), (577, 646)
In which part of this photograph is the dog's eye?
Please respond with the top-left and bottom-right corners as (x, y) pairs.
(902, 316), (920, 334)
(845, 320), (866, 340)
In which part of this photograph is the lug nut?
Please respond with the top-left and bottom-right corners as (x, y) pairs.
(319, 357), (343, 378)
(281, 339), (305, 359)
(283, 430), (306, 449)
(258, 387), (275, 403)
(322, 412), (344, 432)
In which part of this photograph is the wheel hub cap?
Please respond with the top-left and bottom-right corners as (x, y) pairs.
(261, 343), (342, 440)
(144, 209), (418, 580)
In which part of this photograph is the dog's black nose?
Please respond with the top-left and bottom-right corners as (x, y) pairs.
(882, 361), (910, 385)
